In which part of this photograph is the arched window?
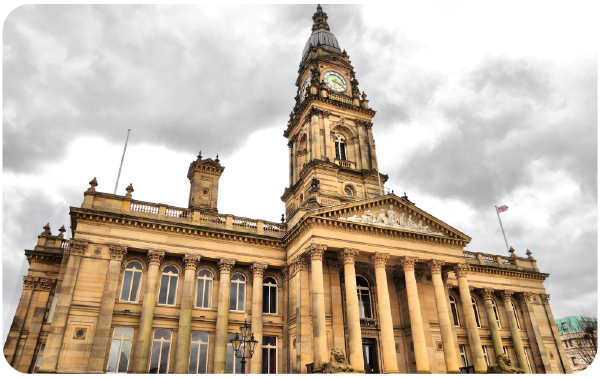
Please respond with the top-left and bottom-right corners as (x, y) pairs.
(158, 266), (179, 306)
(120, 261), (143, 303)
(196, 269), (213, 309)
(491, 299), (501, 328)
(472, 296), (481, 328)
(511, 301), (521, 329)
(230, 273), (246, 312)
(263, 277), (277, 314)
(335, 134), (347, 160)
(356, 276), (372, 319)
(449, 295), (460, 327)
(344, 185), (354, 197)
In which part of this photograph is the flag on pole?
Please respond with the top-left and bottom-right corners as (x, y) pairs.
(496, 205), (508, 213)
(373, 139), (376, 150)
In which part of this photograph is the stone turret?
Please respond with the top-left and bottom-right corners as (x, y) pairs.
(187, 151), (225, 213)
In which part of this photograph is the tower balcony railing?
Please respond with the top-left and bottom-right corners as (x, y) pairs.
(334, 158), (356, 169)
(462, 251), (539, 272)
(327, 91), (354, 105)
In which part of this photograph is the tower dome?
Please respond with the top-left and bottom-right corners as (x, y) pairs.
(301, 5), (341, 61)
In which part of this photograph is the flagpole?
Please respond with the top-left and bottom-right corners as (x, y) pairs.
(114, 129), (131, 195)
(495, 205), (510, 252)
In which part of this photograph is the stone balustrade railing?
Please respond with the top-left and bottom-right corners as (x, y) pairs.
(233, 217), (257, 229)
(328, 91), (354, 105)
(463, 251), (537, 272)
(60, 240), (70, 250)
(165, 206), (193, 220)
(130, 201), (159, 215)
(334, 158), (356, 169)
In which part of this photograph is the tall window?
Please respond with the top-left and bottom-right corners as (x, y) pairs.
(47, 295), (58, 323)
(107, 326), (134, 373)
(482, 345), (489, 367)
(149, 329), (172, 374)
(120, 261), (143, 302)
(158, 266), (179, 306)
(335, 134), (347, 160)
(34, 344), (45, 373)
(196, 270), (213, 309)
(491, 299), (501, 328)
(511, 301), (521, 329)
(449, 295), (460, 327)
(502, 346), (509, 357)
(262, 336), (277, 374)
(356, 276), (372, 319)
(263, 277), (277, 314)
(189, 331), (209, 374)
(230, 273), (246, 312)
(459, 344), (468, 367)
(524, 347), (533, 373)
(471, 296), (481, 328)
(226, 333), (242, 374)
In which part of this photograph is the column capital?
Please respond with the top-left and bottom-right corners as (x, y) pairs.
(307, 244), (327, 261)
(39, 278), (56, 292)
(477, 287), (495, 301)
(183, 254), (201, 270)
(399, 256), (418, 272)
(499, 289), (514, 301)
(322, 110), (331, 119)
(218, 258), (236, 273)
(327, 259), (342, 273)
(453, 263), (470, 278)
(370, 252), (390, 268)
(338, 248), (359, 264)
(23, 276), (39, 290)
(516, 291), (533, 303)
(426, 259), (444, 274)
(251, 262), (268, 277)
(109, 244), (128, 261)
(281, 265), (289, 281)
(147, 250), (165, 266)
(540, 293), (550, 304)
(70, 239), (89, 255)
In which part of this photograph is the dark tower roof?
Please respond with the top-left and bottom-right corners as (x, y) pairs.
(301, 5), (341, 61)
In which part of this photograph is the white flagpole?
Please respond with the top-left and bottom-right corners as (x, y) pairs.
(495, 205), (510, 252)
(114, 129), (131, 195)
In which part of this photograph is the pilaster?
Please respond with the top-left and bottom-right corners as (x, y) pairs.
(4, 276), (38, 366)
(517, 291), (551, 373)
(213, 258), (235, 374)
(308, 244), (328, 372)
(250, 262), (268, 374)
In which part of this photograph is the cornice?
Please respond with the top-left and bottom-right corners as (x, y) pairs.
(468, 265), (549, 281)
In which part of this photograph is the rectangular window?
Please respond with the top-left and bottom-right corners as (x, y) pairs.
(107, 326), (134, 373)
(47, 295), (58, 323)
(34, 344), (45, 373)
(482, 345), (489, 367)
(502, 346), (509, 356)
(226, 333), (242, 374)
(459, 344), (468, 367)
(189, 331), (209, 374)
(524, 347), (533, 373)
(561, 322), (568, 331)
(149, 329), (172, 374)
(572, 357), (579, 366)
(262, 336), (277, 374)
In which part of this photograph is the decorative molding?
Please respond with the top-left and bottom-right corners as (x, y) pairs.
(281, 265), (289, 282)
(477, 287), (495, 301)
(338, 205), (444, 236)
(69, 239), (89, 255)
(355, 262), (374, 278)
(370, 252), (389, 268)
(327, 260), (342, 274)
(147, 250), (165, 266)
(23, 276), (39, 290)
(426, 260), (444, 275)
(445, 283), (454, 295)
(108, 244), (128, 261)
(338, 248), (358, 264)
(39, 278), (56, 292)
(516, 291), (533, 303)
(499, 290), (514, 301)
(398, 256), (417, 272)
(414, 270), (425, 283)
(454, 263), (470, 278)
(540, 294), (550, 304)
(307, 244), (327, 261)
(183, 254), (201, 270)
(218, 258), (236, 273)
(251, 262), (269, 277)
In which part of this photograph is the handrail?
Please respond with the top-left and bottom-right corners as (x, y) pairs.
(463, 252), (477, 260)
(130, 201), (159, 215)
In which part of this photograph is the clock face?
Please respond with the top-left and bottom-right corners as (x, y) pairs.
(301, 78), (311, 99)
(324, 71), (347, 92)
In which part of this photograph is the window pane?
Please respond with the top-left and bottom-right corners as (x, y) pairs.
(363, 293), (372, 318)
(263, 285), (269, 313)
(154, 329), (172, 340)
(262, 348), (269, 374)
(270, 348), (277, 374)
(263, 336), (276, 345)
(189, 343), (199, 374)
(107, 339), (121, 373)
(164, 266), (178, 274)
(270, 287), (276, 313)
(168, 275), (178, 305)
(130, 271), (142, 302)
(238, 283), (245, 311)
(197, 280), (205, 307)
(340, 143), (346, 160)
(198, 269), (212, 278)
(149, 341), (161, 373)
(118, 340), (132, 373)
(335, 142), (340, 159)
(159, 341), (170, 373)
(199, 344), (208, 374)
(158, 275), (169, 304)
(121, 271), (133, 301)
(230, 283), (237, 310)
(226, 345), (234, 374)
(203, 280), (212, 308)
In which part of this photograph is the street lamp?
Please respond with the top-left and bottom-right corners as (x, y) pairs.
(230, 315), (259, 374)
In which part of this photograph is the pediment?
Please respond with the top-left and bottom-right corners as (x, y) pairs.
(309, 194), (471, 242)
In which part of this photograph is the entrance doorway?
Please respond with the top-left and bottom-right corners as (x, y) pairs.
(362, 338), (379, 374)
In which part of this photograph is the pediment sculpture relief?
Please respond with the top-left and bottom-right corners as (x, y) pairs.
(338, 205), (445, 236)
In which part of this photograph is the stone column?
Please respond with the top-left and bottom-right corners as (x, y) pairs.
(399, 257), (430, 374)
(371, 253), (399, 373)
(518, 291), (551, 373)
(453, 263), (486, 373)
(281, 266), (289, 374)
(339, 248), (364, 373)
(4, 276), (38, 366)
(478, 288), (504, 358)
(322, 111), (334, 161)
(427, 260), (460, 374)
(288, 140), (294, 187)
(327, 260), (345, 351)
(16, 278), (55, 373)
(174, 254), (201, 373)
(213, 258), (235, 374)
(355, 121), (370, 170)
(311, 110), (322, 160)
(38, 239), (88, 373)
(295, 254), (312, 373)
(541, 294), (572, 374)
(250, 262), (268, 374)
(131, 250), (165, 373)
(308, 245), (328, 372)
(500, 290), (530, 373)
(87, 245), (128, 373)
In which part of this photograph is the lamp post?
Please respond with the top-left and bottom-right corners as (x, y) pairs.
(230, 315), (259, 374)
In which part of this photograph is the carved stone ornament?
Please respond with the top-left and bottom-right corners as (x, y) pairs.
(516, 292), (533, 303)
(414, 270), (425, 282)
(370, 252), (389, 268)
(23, 276), (39, 290)
(308, 244), (327, 261)
(500, 290), (514, 301)
(393, 273), (405, 291)
(322, 110), (330, 119)
(281, 265), (289, 281)
(338, 248), (359, 264)
(183, 254), (201, 270)
(453, 263), (470, 278)
(478, 287), (495, 301)
(218, 258), (236, 273)
(327, 260), (342, 274)
(251, 262), (268, 277)
(540, 294), (550, 304)
(338, 205), (445, 236)
(399, 256), (417, 272)
(426, 260), (444, 274)
(69, 239), (89, 255)
(147, 250), (165, 266)
(109, 244), (128, 261)
(39, 278), (56, 292)
(445, 283), (454, 295)
(487, 353), (525, 374)
(321, 347), (354, 373)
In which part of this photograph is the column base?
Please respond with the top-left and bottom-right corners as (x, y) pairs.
(447, 371), (461, 374)
(384, 370), (400, 373)
(475, 370), (488, 374)
(35, 370), (57, 374)
(416, 370), (432, 374)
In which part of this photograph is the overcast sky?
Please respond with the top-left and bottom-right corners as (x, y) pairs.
(2, 3), (597, 341)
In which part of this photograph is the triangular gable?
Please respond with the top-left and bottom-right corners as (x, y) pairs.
(308, 194), (471, 242)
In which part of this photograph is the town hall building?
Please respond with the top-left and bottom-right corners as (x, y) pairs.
(4, 5), (572, 374)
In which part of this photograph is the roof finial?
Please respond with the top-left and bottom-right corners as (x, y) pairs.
(215, 154), (220, 164)
(312, 4), (330, 32)
(197, 150), (202, 160)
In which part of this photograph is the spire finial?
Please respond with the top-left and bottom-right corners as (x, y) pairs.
(312, 4), (330, 32)
(215, 154), (220, 164)
(197, 150), (202, 160)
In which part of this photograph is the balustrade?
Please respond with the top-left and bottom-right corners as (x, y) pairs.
(463, 252), (477, 260)
(165, 206), (193, 220)
(232, 217), (257, 229)
(130, 201), (159, 215)
(334, 158), (356, 169)
(328, 91), (354, 105)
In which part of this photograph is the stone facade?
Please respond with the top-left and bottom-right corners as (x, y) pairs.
(4, 5), (572, 375)
(555, 316), (597, 373)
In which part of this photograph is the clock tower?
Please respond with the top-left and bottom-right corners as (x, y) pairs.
(282, 5), (388, 227)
